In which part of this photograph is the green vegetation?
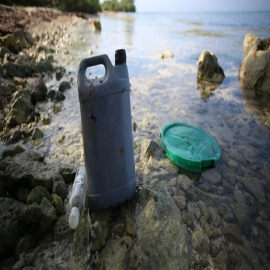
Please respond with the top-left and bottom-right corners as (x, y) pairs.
(1, 0), (101, 14)
(102, 0), (136, 12)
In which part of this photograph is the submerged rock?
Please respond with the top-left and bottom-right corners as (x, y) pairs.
(159, 49), (174, 59)
(197, 50), (225, 83)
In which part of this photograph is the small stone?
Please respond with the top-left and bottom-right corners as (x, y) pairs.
(159, 49), (174, 59)
(58, 81), (71, 93)
(197, 201), (209, 221)
(52, 173), (68, 200)
(173, 195), (187, 211)
(39, 197), (57, 232)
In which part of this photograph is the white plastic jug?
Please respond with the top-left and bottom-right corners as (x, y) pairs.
(77, 49), (136, 210)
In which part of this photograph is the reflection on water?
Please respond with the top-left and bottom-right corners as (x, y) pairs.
(197, 79), (221, 101)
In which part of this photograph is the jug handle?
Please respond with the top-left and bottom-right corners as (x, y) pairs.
(77, 55), (114, 101)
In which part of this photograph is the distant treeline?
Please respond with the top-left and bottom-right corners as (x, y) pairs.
(1, 0), (136, 13)
(102, 0), (136, 12)
(1, 0), (101, 14)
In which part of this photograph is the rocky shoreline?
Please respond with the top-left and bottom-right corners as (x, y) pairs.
(0, 5), (270, 270)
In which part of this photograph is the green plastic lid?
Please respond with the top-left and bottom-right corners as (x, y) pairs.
(160, 122), (221, 173)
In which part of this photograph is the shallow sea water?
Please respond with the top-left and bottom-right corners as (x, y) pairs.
(3, 11), (270, 268)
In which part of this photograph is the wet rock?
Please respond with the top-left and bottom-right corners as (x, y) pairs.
(202, 169), (221, 185)
(92, 220), (109, 251)
(73, 211), (91, 260)
(209, 207), (222, 227)
(0, 197), (26, 260)
(7, 89), (32, 126)
(173, 194), (187, 211)
(54, 91), (66, 102)
(217, 204), (235, 223)
(237, 176), (265, 204)
(159, 49), (174, 59)
(197, 200), (209, 221)
(142, 139), (162, 159)
(52, 173), (68, 200)
(100, 239), (127, 270)
(191, 227), (210, 254)
(52, 215), (73, 241)
(1, 144), (25, 159)
(59, 81), (71, 92)
(223, 224), (244, 245)
(27, 77), (48, 104)
(39, 197), (57, 232)
(0, 150), (76, 192)
(51, 193), (64, 215)
(129, 181), (189, 269)
(233, 189), (246, 203)
(0, 30), (30, 53)
(0, 78), (17, 97)
(19, 202), (40, 224)
(1, 127), (22, 145)
(233, 202), (252, 237)
(47, 89), (55, 100)
(55, 66), (66, 80)
(177, 174), (194, 191)
(36, 59), (53, 73)
(197, 50), (225, 83)
(27, 186), (53, 205)
(213, 252), (228, 270)
(239, 34), (270, 97)
(199, 216), (218, 238)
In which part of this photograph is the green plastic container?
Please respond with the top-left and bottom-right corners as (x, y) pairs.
(160, 122), (221, 173)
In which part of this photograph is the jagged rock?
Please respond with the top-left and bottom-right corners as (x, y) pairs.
(1, 144), (25, 159)
(39, 197), (57, 232)
(27, 186), (53, 205)
(73, 211), (91, 260)
(36, 59), (53, 73)
(16, 187), (30, 203)
(0, 197), (26, 260)
(0, 78), (17, 98)
(0, 150), (76, 192)
(15, 233), (35, 258)
(7, 89), (33, 126)
(122, 236), (132, 249)
(129, 181), (189, 270)
(30, 127), (44, 140)
(52, 173), (68, 200)
(125, 217), (135, 237)
(100, 239), (128, 270)
(0, 127), (22, 145)
(51, 193), (64, 215)
(197, 50), (225, 83)
(159, 49), (174, 59)
(0, 30), (30, 53)
(52, 215), (73, 241)
(59, 81), (71, 92)
(239, 34), (270, 97)
(19, 203), (40, 224)
(27, 77), (48, 104)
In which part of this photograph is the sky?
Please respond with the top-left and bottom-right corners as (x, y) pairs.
(133, 0), (270, 12)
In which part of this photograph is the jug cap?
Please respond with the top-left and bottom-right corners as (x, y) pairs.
(115, 49), (126, 65)
(160, 122), (221, 173)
